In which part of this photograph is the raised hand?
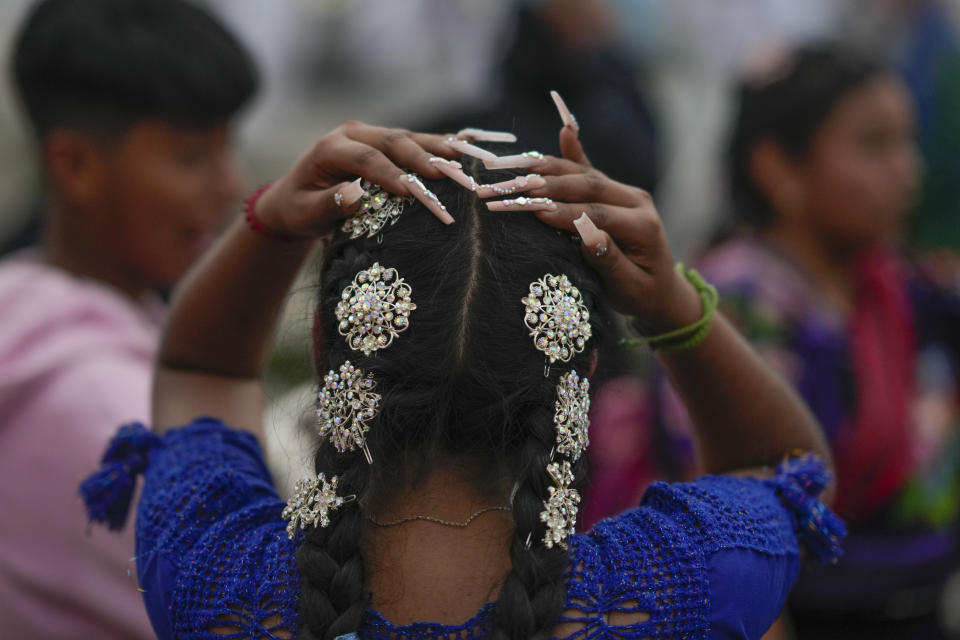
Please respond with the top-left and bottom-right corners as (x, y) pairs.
(253, 121), (460, 237)
(480, 92), (702, 336)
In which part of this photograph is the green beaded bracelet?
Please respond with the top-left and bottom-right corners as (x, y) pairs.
(620, 263), (719, 353)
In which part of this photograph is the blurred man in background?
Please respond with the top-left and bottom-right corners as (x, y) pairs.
(0, 1), (257, 636)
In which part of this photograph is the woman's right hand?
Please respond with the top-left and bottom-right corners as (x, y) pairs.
(253, 121), (460, 238)
(496, 140), (703, 337)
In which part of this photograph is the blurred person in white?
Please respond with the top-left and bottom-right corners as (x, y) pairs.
(0, 0), (35, 248)
(0, 1), (257, 637)
(423, 0), (660, 193)
(604, 0), (841, 254)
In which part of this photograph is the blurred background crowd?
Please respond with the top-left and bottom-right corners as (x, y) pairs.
(3, 0), (959, 257)
(1, 0), (959, 638)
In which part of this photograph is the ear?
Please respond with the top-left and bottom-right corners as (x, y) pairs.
(43, 129), (111, 209)
(748, 139), (806, 220)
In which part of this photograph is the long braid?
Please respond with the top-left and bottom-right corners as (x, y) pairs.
(295, 448), (371, 639)
(296, 239), (380, 640)
(490, 398), (582, 640)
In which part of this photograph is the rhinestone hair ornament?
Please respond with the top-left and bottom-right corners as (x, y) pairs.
(336, 263), (416, 356)
(281, 472), (351, 540)
(522, 274), (592, 364)
(317, 361), (380, 464)
(540, 461), (580, 549)
(554, 370), (591, 462)
(341, 181), (413, 239)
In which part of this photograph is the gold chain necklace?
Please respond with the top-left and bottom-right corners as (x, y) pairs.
(366, 505), (512, 528)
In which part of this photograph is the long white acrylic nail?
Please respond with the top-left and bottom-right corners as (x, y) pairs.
(476, 174), (546, 197)
(446, 138), (498, 162)
(485, 196), (557, 211)
(483, 151), (546, 170)
(550, 90), (579, 132)
(428, 157), (462, 169)
(405, 173), (455, 224)
(339, 178), (365, 207)
(429, 157), (478, 191)
(456, 128), (518, 143)
(573, 212), (603, 248)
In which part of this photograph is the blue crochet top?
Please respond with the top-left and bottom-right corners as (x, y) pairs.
(81, 418), (844, 640)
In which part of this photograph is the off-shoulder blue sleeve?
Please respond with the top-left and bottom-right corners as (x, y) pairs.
(640, 457), (844, 638)
(129, 418), (299, 639)
(564, 456), (842, 639)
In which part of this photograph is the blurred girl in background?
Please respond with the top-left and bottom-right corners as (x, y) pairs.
(592, 45), (960, 639)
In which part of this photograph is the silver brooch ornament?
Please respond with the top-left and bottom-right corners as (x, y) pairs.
(336, 263), (416, 356)
(522, 274), (592, 363)
(281, 472), (348, 540)
(341, 181), (413, 239)
(554, 370), (591, 462)
(540, 460), (580, 549)
(317, 361), (380, 463)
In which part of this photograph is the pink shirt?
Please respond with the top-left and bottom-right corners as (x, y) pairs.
(0, 252), (160, 639)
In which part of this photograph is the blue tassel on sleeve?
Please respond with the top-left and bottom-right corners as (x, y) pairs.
(79, 422), (162, 531)
(765, 454), (847, 564)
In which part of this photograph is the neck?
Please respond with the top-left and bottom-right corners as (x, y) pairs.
(762, 221), (857, 315)
(42, 199), (147, 300)
(363, 465), (514, 626)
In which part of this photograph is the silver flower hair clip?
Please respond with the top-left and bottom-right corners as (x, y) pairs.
(538, 370), (590, 550)
(554, 370), (591, 462)
(540, 460), (580, 549)
(336, 263), (416, 356)
(522, 274), (592, 366)
(341, 181), (413, 239)
(281, 472), (353, 540)
(317, 361), (380, 464)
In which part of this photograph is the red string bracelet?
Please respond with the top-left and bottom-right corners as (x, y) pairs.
(243, 182), (299, 240)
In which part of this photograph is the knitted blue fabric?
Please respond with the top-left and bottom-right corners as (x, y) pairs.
(83, 418), (844, 639)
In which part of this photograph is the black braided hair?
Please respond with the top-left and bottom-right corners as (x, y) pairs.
(296, 149), (607, 640)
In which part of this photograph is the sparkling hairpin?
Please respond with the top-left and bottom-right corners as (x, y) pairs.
(497, 196), (554, 208)
(341, 181), (413, 239)
(281, 472), (350, 540)
(479, 174), (540, 195)
(404, 173), (448, 214)
(336, 263), (416, 356)
(317, 361), (380, 464)
(522, 274), (592, 363)
(554, 370), (591, 462)
(540, 460), (580, 549)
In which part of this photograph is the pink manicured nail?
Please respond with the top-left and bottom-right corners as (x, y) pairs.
(338, 178), (365, 207)
(485, 196), (557, 212)
(550, 90), (579, 132)
(405, 173), (455, 224)
(445, 138), (498, 162)
(573, 212), (604, 252)
(429, 157), (478, 191)
(428, 156), (462, 169)
(456, 128), (518, 143)
(476, 174), (546, 197)
(482, 151), (546, 170)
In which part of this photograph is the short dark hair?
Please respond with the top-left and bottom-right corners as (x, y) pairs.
(11, 0), (258, 138)
(727, 45), (886, 227)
